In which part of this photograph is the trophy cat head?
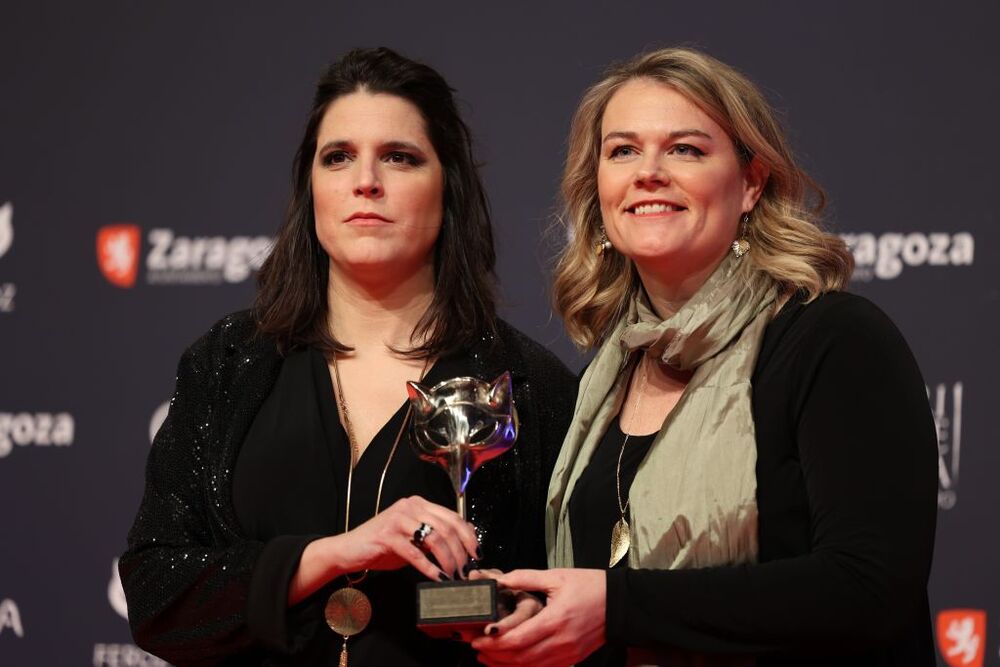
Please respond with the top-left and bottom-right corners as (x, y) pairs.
(406, 372), (518, 494)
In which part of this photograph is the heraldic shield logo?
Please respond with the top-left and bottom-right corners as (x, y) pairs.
(937, 609), (986, 667)
(97, 224), (140, 288)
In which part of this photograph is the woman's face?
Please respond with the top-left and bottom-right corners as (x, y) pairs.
(597, 78), (764, 282)
(312, 91), (444, 279)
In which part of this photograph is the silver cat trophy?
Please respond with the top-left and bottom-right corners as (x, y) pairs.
(406, 371), (518, 638)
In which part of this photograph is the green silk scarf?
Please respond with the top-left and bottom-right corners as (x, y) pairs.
(547, 253), (778, 574)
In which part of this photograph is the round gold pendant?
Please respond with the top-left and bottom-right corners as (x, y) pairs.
(325, 587), (372, 637)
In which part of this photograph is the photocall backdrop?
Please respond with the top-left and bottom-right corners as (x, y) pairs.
(1, 2), (997, 665)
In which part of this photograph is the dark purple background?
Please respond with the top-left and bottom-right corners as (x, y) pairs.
(1, 2), (997, 665)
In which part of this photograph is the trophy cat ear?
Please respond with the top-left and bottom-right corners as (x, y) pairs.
(487, 371), (514, 410)
(406, 381), (435, 416)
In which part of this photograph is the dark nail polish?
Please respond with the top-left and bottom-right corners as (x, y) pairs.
(439, 571), (450, 581)
(462, 561), (475, 577)
(454, 569), (461, 580)
(476, 546), (484, 559)
(487, 626), (498, 636)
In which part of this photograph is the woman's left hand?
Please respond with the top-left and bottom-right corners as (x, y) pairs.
(470, 568), (605, 667)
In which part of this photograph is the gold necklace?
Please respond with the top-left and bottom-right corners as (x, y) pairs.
(325, 352), (429, 667)
(609, 354), (649, 568)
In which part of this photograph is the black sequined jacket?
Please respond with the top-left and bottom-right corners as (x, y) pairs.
(119, 311), (576, 665)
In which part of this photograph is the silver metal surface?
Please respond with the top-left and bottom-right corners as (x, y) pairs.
(406, 372), (518, 519)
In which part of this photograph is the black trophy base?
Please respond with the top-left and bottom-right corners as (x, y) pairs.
(415, 578), (498, 639)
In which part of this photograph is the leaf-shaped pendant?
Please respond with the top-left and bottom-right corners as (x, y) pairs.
(609, 517), (631, 567)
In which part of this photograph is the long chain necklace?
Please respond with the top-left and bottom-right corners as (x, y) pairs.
(324, 352), (429, 667)
(609, 354), (649, 568)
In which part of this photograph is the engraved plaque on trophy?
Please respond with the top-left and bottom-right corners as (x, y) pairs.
(405, 371), (518, 638)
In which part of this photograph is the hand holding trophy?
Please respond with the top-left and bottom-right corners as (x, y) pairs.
(406, 371), (518, 638)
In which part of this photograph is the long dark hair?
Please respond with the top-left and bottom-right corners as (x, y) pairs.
(255, 47), (498, 357)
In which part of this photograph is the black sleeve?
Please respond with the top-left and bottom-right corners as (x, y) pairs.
(534, 348), (578, 505)
(245, 535), (321, 652)
(511, 335), (578, 572)
(119, 325), (317, 664)
(604, 297), (938, 655)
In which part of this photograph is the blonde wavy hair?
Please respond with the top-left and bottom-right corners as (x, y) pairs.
(553, 47), (853, 349)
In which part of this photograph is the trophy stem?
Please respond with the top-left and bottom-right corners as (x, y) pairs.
(449, 451), (468, 521)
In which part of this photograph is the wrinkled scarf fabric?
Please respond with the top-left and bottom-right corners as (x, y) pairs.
(547, 254), (777, 578)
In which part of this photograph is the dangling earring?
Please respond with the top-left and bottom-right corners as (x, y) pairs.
(731, 213), (751, 258)
(595, 226), (613, 256)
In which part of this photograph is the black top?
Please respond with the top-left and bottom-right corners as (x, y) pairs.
(232, 347), (473, 665)
(569, 420), (656, 667)
(119, 312), (577, 666)
(575, 292), (938, 666)
(568, 419), (656, 570)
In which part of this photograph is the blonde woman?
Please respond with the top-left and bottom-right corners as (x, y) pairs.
(472, 48), (937, 667)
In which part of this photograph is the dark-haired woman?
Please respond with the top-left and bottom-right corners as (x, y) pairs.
(120, 48), (575, 666)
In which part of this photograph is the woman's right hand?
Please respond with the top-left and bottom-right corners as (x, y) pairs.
(470, 568), (606, 667)
(342, 495), (481, 579)
(289, 496), (480, 604)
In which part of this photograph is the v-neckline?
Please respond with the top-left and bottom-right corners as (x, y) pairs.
(309, 348), (456, 470)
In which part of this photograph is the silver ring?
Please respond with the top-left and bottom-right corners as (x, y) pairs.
(413, 522), (434, 546)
